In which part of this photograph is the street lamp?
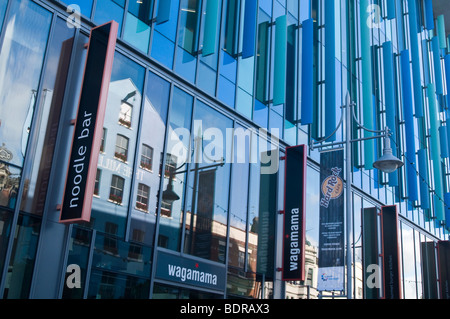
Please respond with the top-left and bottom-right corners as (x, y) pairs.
(310, 92), (403, 299)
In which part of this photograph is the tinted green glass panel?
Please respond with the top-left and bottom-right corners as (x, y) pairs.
(273, 15), (287, 106)
(202, 0), (220, 56)
(255, 22), (269, 104)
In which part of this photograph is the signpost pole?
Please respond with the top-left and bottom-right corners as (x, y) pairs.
(345, 94), (353, 299)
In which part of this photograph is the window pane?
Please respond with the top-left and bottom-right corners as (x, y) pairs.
(0, 210), (14, 282)
(151, 0), (179, 68)
(94, 52), (144, 238)
(123, 0), (153, 53)
(93, 0), (125, 31)
(61, 0), (93, 18)
(401, 223), (417, 299)
(178, 0), (201, 55)
(3, 213), (41, 299)
(184, 100), (232, 263)
(158, 87), (193, 251)
(130, 71), (170, 248)
(62, 227), (92, 299)
(0, 0), (52, 169)
(19, 17), (75, 215)
(228, 124), (250, 270)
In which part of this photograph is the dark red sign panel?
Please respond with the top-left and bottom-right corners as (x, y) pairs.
(60, 21), (118, 223)
(437, 241), (450, 299)
(282, 145), (307, 281)
(380, 205), (402, 299)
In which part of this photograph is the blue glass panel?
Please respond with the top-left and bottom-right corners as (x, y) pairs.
(218, 75), (235, 108)
(94, 0), (125, 31)
(382, 42), (397, 156)
(0, 0), (52, 169)
(253, 100), (268, 128)
(236, 88), (252, 119)
(418, 149), (430, 210)
(202, 0), (220, 56)
(273, 15), (287, 106)
(422, 39), (431, 84)
(432, 37), (444, 96)
(387, 0), (396, 20)
(123, 0), (153, 53)
(269, 110), (283, 139)
(427, 84), (445, 221)
(156, 0), (171, 24)
(220, 50), (237, 82)
(301, 18), (313, 125)
(439, 126), (449, 158)
(197, 61), (216, 96)
(408, 0), (423, 118)
(424, 0), (434, 30)
(400, 50), (418, 202)
(63, 0), (93, 18)
(0, 1), (6, 31)
(242, 0), (257, 59)
(361, 0), (374, 168)
(325, 0), (336, 141)
(259, 0), (271, 16)
(299, 0), (310, 21)
(224, 0), (239, 56)
(151, 30), (175, 68)
(175, 46), (197, 83)
(437, 15), (447, 50)
(445, 55), (450, 109)
(445, 193), (450, 228)
(154, 0), (178, 40)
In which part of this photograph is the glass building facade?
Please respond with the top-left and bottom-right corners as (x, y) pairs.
(0, 0), (449, 299)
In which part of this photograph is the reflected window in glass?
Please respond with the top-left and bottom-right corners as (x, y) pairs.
(115, 134), (129, 162)
(136, 183), (150, 212)
(109, 175), (125, 204)
(140, 144), (153, 171)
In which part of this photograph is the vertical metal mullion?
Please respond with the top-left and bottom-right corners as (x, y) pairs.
(121, 0), (129, 39)
(149, 81), (177, 298)
(83, 229), (97, 299)
(194, 0), (206, 85)
(147, 0), (158, 54)
(0, 7), (55, 299)
(223, 119), (235, 299)
(90, 0), (98, 21)
(215, 0), (227, 98)
(124, 62), (148, 243)
(0, 0), (12, 44)
(57, 224), (73, 299)
(171, 0), (184, 70)
(243, 124), (251, 274)
(179, 94), (197, 256)
(28, 12), (68, 298)
(250, 0), (259, 121)
(233, 0), (243, 110)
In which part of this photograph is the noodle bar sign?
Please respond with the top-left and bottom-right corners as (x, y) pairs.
(59, 21), (118, 223)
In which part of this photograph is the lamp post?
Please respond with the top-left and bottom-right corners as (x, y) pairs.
(310, 92), (403, 299)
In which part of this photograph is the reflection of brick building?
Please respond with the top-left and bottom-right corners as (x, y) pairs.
(0, 161), (19, 208)
(285, 242), (319, 299)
